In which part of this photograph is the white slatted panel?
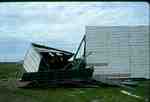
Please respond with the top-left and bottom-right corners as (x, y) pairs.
(23, 46), (42, 72)
(86, 26), (109, 60)
(86, 26), (110, 76)
(86, 26), (149, 79)
(129, 26), (149, 79)
(109, 27), (129, 75)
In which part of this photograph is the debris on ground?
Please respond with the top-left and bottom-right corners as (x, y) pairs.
(121, 80), (138, 86)
(120, 90), (142, 99)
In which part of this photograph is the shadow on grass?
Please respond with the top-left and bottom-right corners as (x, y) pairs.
(19, 80), (120, 90)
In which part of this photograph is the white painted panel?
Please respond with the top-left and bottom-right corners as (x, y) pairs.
(130, 64), (148, 78)
(129, 26), (149, 79)
(23, 46), (42, 72)
(86, 26), (149, 79)
(93, 66), (111, 74)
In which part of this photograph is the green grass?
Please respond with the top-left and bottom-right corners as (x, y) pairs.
(0, 63), (21, 79)
(0, 63), (149, 102)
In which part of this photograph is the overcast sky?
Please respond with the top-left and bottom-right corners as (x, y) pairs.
(0, 2), (149, 61)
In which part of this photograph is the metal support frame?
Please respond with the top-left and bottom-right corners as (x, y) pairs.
(73, 35), (86, 60)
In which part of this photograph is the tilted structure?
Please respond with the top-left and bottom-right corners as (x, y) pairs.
(20, 41), (93, 84)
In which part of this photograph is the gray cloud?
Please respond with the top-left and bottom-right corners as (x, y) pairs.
(0, 2), (149, 61)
